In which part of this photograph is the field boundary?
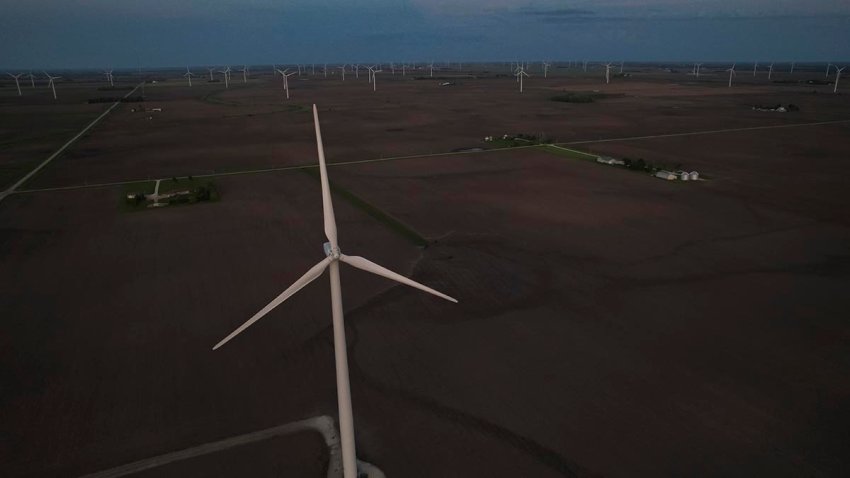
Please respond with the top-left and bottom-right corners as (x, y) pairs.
(0, 83), (142, 203)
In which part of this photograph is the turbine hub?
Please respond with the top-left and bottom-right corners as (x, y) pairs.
(323, 242), (341, 259)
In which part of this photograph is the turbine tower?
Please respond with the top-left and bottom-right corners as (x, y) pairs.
(103, 69), (114, 87)
(695, 63), (703, 78)
(726, 64), (736, 88)
(6, 73), (23, 96)
(835, 66), (845, 93)
(338, 64), (346, 81)
(219, 67), (231, 88)
(768, 62), (774, 80)
(240, 65), (249, 83)
(790, 62), (795, 75)
(826, 63), (832, 78)
(515, 67), (529, 93)
(214, 104), (457, 478)
(207, 67), (215, 81)
(44, 72), (61, 99)
(28, 71), (36, 88)
(753, 61), (758, 77)
(604, 63), (613, 84)
(184, 67), (195, 87)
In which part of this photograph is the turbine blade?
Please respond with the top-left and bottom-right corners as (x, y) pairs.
(340, 254), (457, 303)
(312, 104), (338, 248)
(212, 257), (332, 350)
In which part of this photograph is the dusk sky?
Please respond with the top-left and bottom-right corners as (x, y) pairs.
(1, 0), (848, 69)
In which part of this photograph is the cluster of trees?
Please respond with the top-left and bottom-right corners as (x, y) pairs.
(622, 158), (683, 173)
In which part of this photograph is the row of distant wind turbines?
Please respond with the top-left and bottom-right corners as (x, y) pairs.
(6, 61), (846, 101)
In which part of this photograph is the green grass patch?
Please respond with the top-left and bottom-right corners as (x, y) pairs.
(301, 168), (428, 247)
(122, 177), (219, 212)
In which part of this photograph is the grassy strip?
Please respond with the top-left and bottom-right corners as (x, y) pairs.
(300, 168), (429, 247)
(538, 144), (599, 161)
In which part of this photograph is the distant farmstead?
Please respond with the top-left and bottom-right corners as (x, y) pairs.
(655, 170), (677, 180)
(596, 156), (625, 166)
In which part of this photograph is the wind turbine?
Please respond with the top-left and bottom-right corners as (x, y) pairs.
(6, 73), (23, 96)
(28, 71), (35, 88)
(429, 62), (434, 77)
(338, 64), (346, 81)
(826, 63), (832, 78)
(835, 66), (845, 93)
(103, 69), (114, 86)
(240, 65), (249, 83)
(276, 68), (297, 99)
(184, 67), (195, 87)
(542, 61), (550, 78)
(366, 66), (382, 91)
(44, 72), (61, 99)
(213, 104), (457, 478)
(619, 61), (624, 74)
(726, 64), (736, 88)
(753, 61), (758, 77)
(695, 63), (703, 78)
(604, 63), (613, 84)
(207, 67), (215, 81)
(790, 62), (795, 75)
(401, 64), (406, 76)
(324, 63), (328, 78)
(768, 62), (774, 80)
(219, 67), (231, 88)
(312, 63), (316, 75)
(515, 67), (529, 93)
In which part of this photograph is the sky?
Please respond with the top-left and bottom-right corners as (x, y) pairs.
(0, 0), (848, 69)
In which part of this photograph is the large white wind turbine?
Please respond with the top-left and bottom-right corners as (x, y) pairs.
(753, 61), (758, 77)
(7, 73), (23, 96)
(835, 66), (845, 93)
(103, 69), (114, 87)
(515, 67), (529, 93)
(366, 66), (382, 91)
(207, 67), (215, 81)
(275, 68), (297, 99)
(726, 64), (736, 88)
(604, 63), (613, 84)
(240, 65), (249, 83)
(695, 63), (703, 78)
(338, 64), (346, 81)
(219, 67), (231, 88)
(214, 104), (457, 478)
(44, 72), (61, 99)
(429, 62), (434, 77)
(184, 67), (195, 87)
(542, 61), (550, 78)
(768, 62), (774, 80)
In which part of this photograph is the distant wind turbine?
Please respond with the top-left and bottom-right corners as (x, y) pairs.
(826, 63), (832, 78)
(276, 68), (297, 99)
(184, 67), (195, 87)
(768, 62), (774, 80)
(213, 104), (457, 478)
(240, 65), (249, 83)
(515, 66), (529, 93)
(753, 61), (758, 77)
(6, 73), (23, 96)
(790, 62), (795, 75)
(619, 61), (624, 74)
(338, 64), (346, 81)
(103, 69), (114, 87)
(44, 71), (61, 99)
(542, 61), (550, 78)
(28, 71), (36, 88)
(604, 63), (613, 84)
(207, 67), (215, 81)
(695, 63), (703, 78)
(219, 67), (231, 88)
(835, 66), (845, 93)
(726, 64), (736, 88)
(429, 62), (434, 77)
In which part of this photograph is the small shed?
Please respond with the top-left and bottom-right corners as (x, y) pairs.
(677, 171), (690, 181)
(689, 171), (700, 180)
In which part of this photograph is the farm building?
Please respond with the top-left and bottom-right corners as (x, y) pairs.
(689, 171), (700, 180)
(655, 170), (677, 180)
